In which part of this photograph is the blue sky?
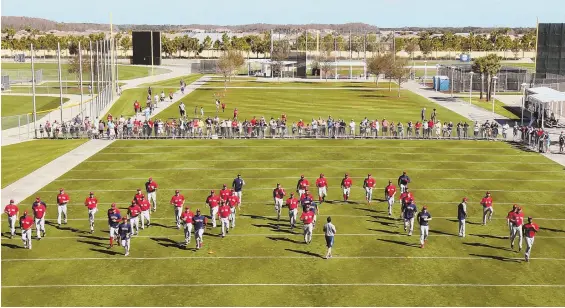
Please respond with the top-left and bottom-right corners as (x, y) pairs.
(2, 0), (562, 27)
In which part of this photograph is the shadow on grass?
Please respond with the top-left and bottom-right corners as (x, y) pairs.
(470, 233), (507, 240)
(541, 227), (564, 233)
(469, 253), (520, 263)
(1, 243), (22, 249)
(463, 242), (510, 252)
(367, 219), (396, 227)
(240, 214), (278, 221)
(285, 248), (323, 258)
(377, 238), (418, 248)
(80, 234), (107, 241)
(446, 219), (481, 226)
(252, 223), (294, 234)
(90, 248), (120, 255)
(151, 222), (178, 230)
(429, 230), (454, 236)
(368, 228), (400, 235)
(359, 94), (389, 99)
(266, 236), (303, 244)
(77, 239), (107, 248)
(150, 237), (184, 249)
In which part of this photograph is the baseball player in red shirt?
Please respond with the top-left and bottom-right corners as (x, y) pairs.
(300, 207), (315, 244)
(286, 193), (299, 230)
(138, 195), (151, 229)
(315, 173), (328, 203)
(170, 190), (185, 229)
(506, 204), (518, 238)
(341, 173), (353, 202)
(4, 199), (19, 239)
(523, 217), (539, 262)
(84, 192), (98, 234)
(180, 206), (195, 246)
(206, 190), (220, 228)
(480, 191), (494, 225)
(19, 211), (34, 249)
(145, 177), (158, 212)
(133, 189), (145, 205)
(363, 174), (376, 204)
(56, 188), (70, 227)
(385, 181), (397, 217)
(296, 175), (310, 197)
(128, 201), (142, 235)
(32, 199), (47, 240)
(273, 183), (286, 222)
(219, 201), (231, 238)
(227, 190), (240, 228)
(509, 206), (525, 251)
(220, 184), (231, 202)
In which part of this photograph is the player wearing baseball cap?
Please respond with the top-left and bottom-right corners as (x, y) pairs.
(4, 199), (19, 239)
(300, 207), (315, 244)
(403, 199), (418, 236)
(315, 173), (328, 203)
(205, 190), (220, 228)
(193, 209), (208, 250)
(170, 190), (185, 229)
(509, 206), (525, 251)
(340, 173), (352, 202)
(107, 203), (122, 248)
(457, 197), (468, 237)
(56, 188), (70, 228)
(480, 191), (494, 225)
(218, 201), (231, 238)
(363, 174), (376, 205)
(145, 177), (158, 212)
(273, 183), (286, 222)
(117, 217), (132, 256)
(296, 175), (309, 198)
(523, 217), (540, 262)
(286, 193), (299, 231)
(19, 210), (34, 249)
(128, 201), (142, 236)
(227, 190), (240, 228)
(385, 181), (397, 217)
(417, 206), (432, 248)
(232, 174), (245, 204)
(506, 204), (518, 239)
(397, 171), (411, 193)
(180, 206), (195, 247)
(84, 192), (98, 234)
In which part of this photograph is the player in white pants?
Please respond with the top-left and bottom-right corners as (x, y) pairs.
(8, 214), (17, 238)
(523, 217), (539, 262)
(19, 211), (33, 249)
(385, 181), (397, 217)
(509, 207), (524, 251)
(88, 207), (98, 233)
(4, 200), (19, 238)
(417, 206), (432, 248)
(148, 191), (157, 211)
(145, 177), (158, 212)
(56, 189), (69, 227)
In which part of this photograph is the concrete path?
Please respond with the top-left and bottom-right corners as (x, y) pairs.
(1, 139), (114, 208)
(403, 80), (565, 167)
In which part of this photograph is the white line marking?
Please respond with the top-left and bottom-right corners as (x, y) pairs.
(105, 145), (520, 150)
(37, 187), (565, 194)
(3, 255), (565, 262)
(4, 282), (565, 288)
(81, 159), (557, 165)
(12, 233), (565, 240)
(68, 167), (563, 173)
(95, 152), (533, 157)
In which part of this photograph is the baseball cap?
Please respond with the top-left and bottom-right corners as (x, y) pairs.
(210, 190), (215, 193)
(403, 171), (406, 175)
(24, 210), (28, 215)
(486, 191), (491, 194)
(131, 200), (136, 205)
(35, 197), (40, 201)
(237, 174), (241, 177)
(175, 190), (180, 193)
(223, 184), (227, 187)
(89, 191), (94, 195)
(528, 216), (533, 221)
(423, 206), (428, 210)
(111, 203), (116, 208)
(512, 204), (518, 209)
(345, 173), (349, 176)
(137, 188), (141, 191)
(320, 173), (324, 177)
(388, 180), (392, 183)
(368, 173), (371, 176)
(462, 197), (468, 201)
(9, 199), (14, 203)
(149, 177), (153, 181)
(300, 175), (304, 178)
(59, 188), (64, 192)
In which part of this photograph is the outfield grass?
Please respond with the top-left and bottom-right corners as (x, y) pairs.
(1, 63), (171, 81)
(1, 95), (70, 130)
(140, 74), (202, 88)
(202, 79), (398, 89)
(159, 86), (466, 124)
(2, 139), (565, 306)
(460, 97), (520, 121)
(0, 139), (88, 188)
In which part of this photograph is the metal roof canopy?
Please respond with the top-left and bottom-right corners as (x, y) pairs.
(525, 87), (565, 127)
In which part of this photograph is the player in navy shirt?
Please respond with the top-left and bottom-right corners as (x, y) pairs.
(107, 205), (122, 248)
(193, 209), (207, 250)
(398, 171), (411, 193)
(403, 200), (418, 236)
(301, 194), (313, 212)
(117, 217), (132, 256)
(309, 202), (319, 227)
(232, 174), (245, 204)
(417, 206), (432, 248)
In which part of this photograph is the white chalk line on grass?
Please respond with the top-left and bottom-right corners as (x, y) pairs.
(53, 177), (565, 183)
(95, 152), (534, 157)
(4, 282), (565, 289)
(67, 167), (563, 173)
(81, 160), (558, 165)
(13, 233), (565, 240)
(37, 187), (565, 194)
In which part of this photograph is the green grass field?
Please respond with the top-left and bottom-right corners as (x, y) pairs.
(1, 63), (171, 81)
(2, 139), (565, 306)
(1, 139), (88, 188)
(1, 95), (70, 130)
(202, 79), (398, 89)
(140, 74), (202, 88)
(460, 97), (520, 121)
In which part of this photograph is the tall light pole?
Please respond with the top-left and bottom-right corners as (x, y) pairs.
(423, 60), (427, 85)
(492, 76), (498, 117)
(31, 43), (37, 138)
(469, 71), (474, 105)
(521, 82), (528, 125)
(450, 66), (455, 98)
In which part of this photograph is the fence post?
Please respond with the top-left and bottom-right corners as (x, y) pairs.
(27, 114), (30, 139)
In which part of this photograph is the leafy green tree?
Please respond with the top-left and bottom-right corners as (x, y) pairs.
(119, 36), (132, 56)
(202, 35), (212, 50)
(366, 53), (393, 86)
(418, 32), (433, 59)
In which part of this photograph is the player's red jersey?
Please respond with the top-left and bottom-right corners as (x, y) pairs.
(128, 205), (141, 217)
(300, 193), (314, 201)
(523, 222), (539, 237)
(341, 178), (352, 188)
(170, 195), (185, 207)
(273, 188), (286, 199)
(228, 195), (240, 207)
(146, 181), (158, 193)
(220, 189), (231, 201)
(510, 212), (524, 227)
(57, 193), (70, 205)
(84, 197), (98, 210)
(4, 204), (19, 217)
(300, 211), (315, 224)
(219, 205), (231, 218)
(399, 191), (413, 202)
(298, 179), (310, 190)
(32, 204), (46, 219)
(481, 197), (493, 208)
(385, 184), (397, 197)
(315, 177), (328, 187)
(139, 199), (151, 212)
(20, 215), (34, 230)
(133, 193), (145, 204)
(206, 195), (220, 208)
(286, 197), (299, 210)
(364, 177), (376, 188)
(181, 210), (194, 224)
(506, 210), (515, 220)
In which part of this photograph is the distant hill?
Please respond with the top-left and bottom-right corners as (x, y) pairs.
(1, 16), (535, 34)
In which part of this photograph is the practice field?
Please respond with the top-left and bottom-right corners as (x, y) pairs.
(2, 139), (565, 307)
(202, 79), (398, 89)
(1, 95), (70, 130)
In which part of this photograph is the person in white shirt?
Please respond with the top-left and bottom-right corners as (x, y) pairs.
(154, 94), (159, 107)
(349, 120), (356, 138)
(422, 121), (429, 138)
(323, 216), (337, 259)
(375, 119), (380, 138)
(160, 91), (165, 102)
(502, 123), (510, 139)
(179, 102), (186, 117)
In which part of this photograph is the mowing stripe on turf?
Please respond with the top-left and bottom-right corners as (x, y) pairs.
(36, 187), (565, 193)
(67, 167), (563, 173)
(3, 256), (565, 262)
(3, 283), (565, 288)
(81, 160), (558, 165)
(95, 152), (536, 157)
(105, 145), (527, 150)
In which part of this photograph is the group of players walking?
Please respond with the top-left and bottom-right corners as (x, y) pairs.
(5, 172), (540, 261)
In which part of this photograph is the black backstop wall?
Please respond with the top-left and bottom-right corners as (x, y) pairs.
(536, 23), (565, 76)
(132, 31), (162, 65)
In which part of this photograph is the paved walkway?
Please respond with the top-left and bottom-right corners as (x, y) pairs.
(403, 80), (565, 167)
(1, 139), (114, 207)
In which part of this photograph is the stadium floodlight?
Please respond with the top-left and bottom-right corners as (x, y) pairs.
(469, 71), (474, 105)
